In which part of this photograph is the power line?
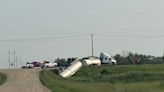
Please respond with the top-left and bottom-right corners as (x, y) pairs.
(1, 28), (164, 37)
(0, 33), (164, 43)
(1, 26), (164, 33)
(95, 34), (164, 39)
(0, 34), (89, 42)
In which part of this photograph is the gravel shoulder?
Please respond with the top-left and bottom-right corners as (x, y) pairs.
(0, 69), (51, 92)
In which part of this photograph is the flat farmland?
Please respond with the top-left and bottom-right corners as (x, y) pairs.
(40, 64), (164, 92)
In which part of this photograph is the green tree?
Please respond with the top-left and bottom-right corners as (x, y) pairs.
(55, 58), (69, 67)
(114, 52), (163, 65)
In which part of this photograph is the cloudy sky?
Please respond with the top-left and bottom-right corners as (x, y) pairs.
(0, 0), (164, 68)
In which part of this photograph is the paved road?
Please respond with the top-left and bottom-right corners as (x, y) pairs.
(0, 69), (51, 92)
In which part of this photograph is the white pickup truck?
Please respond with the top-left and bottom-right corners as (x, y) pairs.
(22, 62), (34, 68)
(42, 61), (58, 68)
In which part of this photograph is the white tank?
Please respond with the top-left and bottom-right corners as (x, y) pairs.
(60, 60), (82, 78)
(82, 58), (101, 66)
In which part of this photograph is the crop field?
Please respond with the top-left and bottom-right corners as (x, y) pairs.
(40, 64), (164, 92)
(0, 73), (6, 85)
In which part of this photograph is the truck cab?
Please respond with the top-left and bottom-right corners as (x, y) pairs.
(100, 52), (117, 65)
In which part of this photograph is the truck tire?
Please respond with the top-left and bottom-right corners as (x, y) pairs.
(111, 62), (115, 66)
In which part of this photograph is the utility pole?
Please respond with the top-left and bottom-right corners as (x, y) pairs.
(20, 58), (22, 68)
(16, 56), (18, 69)
(8, 50), (11, 69)
(13, 50), (16, 69)
(91, 34), (94, 56)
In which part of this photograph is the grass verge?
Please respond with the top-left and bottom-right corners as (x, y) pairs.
(0, 73), (7, 85)
(40, 64), (164, 92)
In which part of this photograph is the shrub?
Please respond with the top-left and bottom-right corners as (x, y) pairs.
(110, 72), (164, 83)
(0, 73), (7, 85)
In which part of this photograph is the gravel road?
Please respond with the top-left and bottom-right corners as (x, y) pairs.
(0, 69), (51, 92)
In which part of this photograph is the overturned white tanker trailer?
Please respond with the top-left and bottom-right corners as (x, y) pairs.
(60, 60), (82, 78)
(82, 57), (101, 66)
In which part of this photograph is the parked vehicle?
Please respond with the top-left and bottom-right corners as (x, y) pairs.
(32, 62), (41, 67)
(26, 62), (34, 68)
(100, 52), (117, 65)
(43, 61), (58, 68)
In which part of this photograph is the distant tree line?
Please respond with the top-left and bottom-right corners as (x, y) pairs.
(113, 52), (164, 65)
(55, 58), (77, 67)
(55, 58), (69, 67)
(54, 52), (164, 66)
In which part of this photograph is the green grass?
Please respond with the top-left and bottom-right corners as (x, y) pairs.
(40, 64), (164, 92)
(0, 73), (7, 85)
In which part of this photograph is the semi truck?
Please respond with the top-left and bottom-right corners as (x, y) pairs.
(81, 53), (117, 66)
(59, 52), (117, 78)
(100, 52), (117, 65)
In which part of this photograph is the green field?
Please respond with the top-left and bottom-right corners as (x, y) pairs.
(0, 73), (6, 85)
(40, 64), (164, 92)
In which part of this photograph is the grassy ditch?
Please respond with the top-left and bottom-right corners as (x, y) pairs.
(40, 64), (164, 92)
(0, 73), (7, 85)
